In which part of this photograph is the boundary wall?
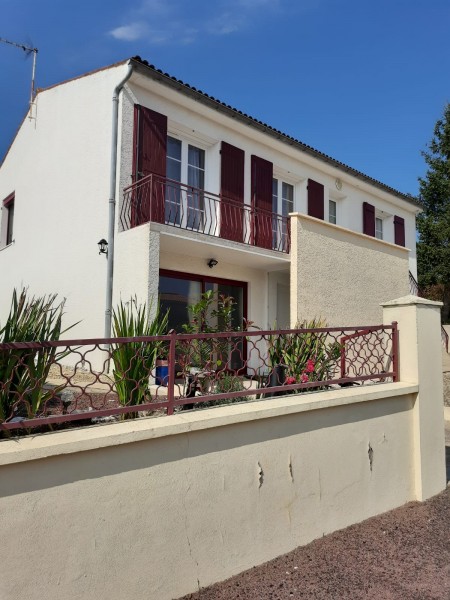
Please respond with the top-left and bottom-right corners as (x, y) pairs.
(0, 297), (445, 600)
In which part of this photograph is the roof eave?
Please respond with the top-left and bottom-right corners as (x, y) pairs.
(129, 57), (421, 209)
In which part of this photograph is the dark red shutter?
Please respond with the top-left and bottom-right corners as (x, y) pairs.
(132, 105), (167, 225)
(394, 215), (405, 246)
(220, 142), (245, 242)
(307, 179), (324, 220)
(251, 155), (273, 249)
(363, 202), (375, 236)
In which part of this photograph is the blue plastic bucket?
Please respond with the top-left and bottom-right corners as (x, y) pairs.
(155, 359), (169, 386)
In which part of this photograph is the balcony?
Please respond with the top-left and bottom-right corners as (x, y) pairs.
(120, 174), (290, 254)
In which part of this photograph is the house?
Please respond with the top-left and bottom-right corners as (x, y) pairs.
(0, 57), (419, 340)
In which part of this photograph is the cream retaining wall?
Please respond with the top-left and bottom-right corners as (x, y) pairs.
(0, 384), (418, 600)
(0, 298), (445, 600)
(290, 214), (410, 327)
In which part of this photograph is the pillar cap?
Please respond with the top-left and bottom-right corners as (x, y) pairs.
(381, 294), (443, 308)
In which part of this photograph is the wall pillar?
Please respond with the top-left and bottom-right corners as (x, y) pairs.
(289, 214), (300, 327)
(382, 295), (446, 500)
(147, 229), (160, 320)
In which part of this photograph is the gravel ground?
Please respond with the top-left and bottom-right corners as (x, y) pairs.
(180, 487), (450, 600)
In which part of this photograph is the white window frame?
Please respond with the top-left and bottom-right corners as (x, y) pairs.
(328, 198), (337, 225)
(166, 134), (208, 230)
(375, 216), (383, 240)
(272, 177), (295, 251)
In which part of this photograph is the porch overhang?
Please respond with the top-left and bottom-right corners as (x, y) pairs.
(154, 222), (290, 271)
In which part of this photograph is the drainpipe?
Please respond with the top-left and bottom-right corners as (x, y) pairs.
(105, 62), (134, 338)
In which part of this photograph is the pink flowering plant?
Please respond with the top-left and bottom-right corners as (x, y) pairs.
(270, 318), (341, 392)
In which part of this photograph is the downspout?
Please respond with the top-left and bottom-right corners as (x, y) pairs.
(105, 62), (134, 338)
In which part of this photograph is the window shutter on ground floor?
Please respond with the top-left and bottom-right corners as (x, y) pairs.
(133, 105), (167, 224)
(220, 142), (245, 242)
(363, 202), (375, 237)
(394, 215), (406, 246)
(251, 155), (273, 249)
(307, 179), (324, 220)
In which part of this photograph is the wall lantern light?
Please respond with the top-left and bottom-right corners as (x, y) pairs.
(98, 239), (108, 256)
(207, 258), (218, 269)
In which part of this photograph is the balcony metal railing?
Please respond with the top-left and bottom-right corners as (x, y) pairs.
(120, 174), (291, 253)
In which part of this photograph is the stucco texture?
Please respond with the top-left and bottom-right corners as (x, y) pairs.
(0, 385), (416, 600)
(290, 215), (410, 327)
(0, 298), (446, 600)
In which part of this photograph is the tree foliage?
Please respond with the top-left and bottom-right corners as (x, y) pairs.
(417, 103), (450, 320)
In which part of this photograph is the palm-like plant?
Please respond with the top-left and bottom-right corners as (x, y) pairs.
(111, 297), (169, 410)
(0, 288), (77, 422)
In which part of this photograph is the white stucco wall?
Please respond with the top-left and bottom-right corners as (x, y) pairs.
(0, 61), (418, 342)
(0, 63), (129, 338)
(290, 214), (410, 326)
(122, 74), (418, 273)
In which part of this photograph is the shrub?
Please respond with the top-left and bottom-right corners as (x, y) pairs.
(268, 318), (341, 390)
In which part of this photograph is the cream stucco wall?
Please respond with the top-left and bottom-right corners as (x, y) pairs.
(290, 214), (410, 326)
(0, 297), (445, 600)
(0, 383), (418, 600)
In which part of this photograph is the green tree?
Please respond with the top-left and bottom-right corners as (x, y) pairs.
(417, 103), (450, 322)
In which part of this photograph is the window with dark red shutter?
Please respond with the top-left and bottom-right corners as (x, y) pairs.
(394, 215), (405, 246)
(363, 202), (375, 237)
(132, 105), (167, 225)
(251, 155), (273, 249)
(220, 142), (245, 242)
(307, 179), (324, 220)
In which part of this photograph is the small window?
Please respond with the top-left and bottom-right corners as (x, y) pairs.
(329, 199), (337, 225)
(2, 193), (15, 247)
(375, 217), (383, 240)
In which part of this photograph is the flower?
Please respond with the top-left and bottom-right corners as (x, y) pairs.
(306, 359), (315, 373)
(301, 373), (309, 383)
(285, 376), (296, 385)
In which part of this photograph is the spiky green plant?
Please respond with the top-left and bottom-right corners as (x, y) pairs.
(111, 297), (169, 410)
(0, 288), (77, 422)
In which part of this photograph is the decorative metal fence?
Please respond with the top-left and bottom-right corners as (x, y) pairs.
(0, 323), (398, 434)
(120, 173), (290, 253)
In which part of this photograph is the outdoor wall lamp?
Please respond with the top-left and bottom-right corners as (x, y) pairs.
(98, 239), (108, 256)
(207, 258), (218, 269)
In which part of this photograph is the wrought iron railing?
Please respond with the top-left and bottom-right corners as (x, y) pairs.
(409, 271), (449, 352)
(120, 174), (291, 253)
(0, 324), (398, 434)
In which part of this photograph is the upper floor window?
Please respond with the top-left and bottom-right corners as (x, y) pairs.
(272, 179), (293, 250)
(375, 217), (383, 240)
(329, 199), (337, 225)
(1, 193), (15, 247)
(166, 136), (205, 229)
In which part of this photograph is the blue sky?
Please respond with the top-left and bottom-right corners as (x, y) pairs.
(1, 0), (449, 196)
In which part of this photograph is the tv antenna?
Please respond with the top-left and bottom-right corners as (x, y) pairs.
(0, 37), (38, 115)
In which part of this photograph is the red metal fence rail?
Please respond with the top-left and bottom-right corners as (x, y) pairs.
(120, 173), (291, 254)
(0, 324), (398, 434)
